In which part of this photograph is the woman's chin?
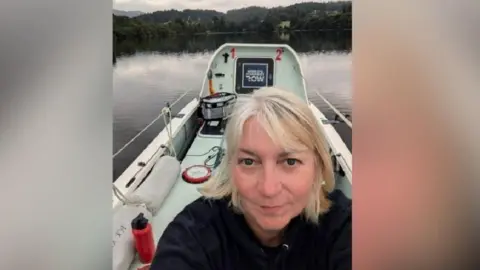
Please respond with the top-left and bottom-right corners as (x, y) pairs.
(255, 214), (291, 231)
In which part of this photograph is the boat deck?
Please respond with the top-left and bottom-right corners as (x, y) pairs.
(151, 135), (225, 234)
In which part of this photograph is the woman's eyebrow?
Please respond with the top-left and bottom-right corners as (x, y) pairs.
(238, 148), (259, 158)
(239, 148), (304, 158)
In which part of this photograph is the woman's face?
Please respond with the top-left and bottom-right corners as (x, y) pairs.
(232, 117), (317, 232)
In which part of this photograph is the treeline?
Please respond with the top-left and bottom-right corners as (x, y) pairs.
(114, 31), (352, 59)
(113, 1), (351, 43)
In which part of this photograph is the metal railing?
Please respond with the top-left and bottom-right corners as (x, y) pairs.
(314, 91), (352, 129)
(112, 90), (192, 158)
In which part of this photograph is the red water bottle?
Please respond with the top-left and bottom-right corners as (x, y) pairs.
(131, 213), (155, 264)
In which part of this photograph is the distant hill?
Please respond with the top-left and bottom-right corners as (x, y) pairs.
(113, 9), (144, 18)
(134, 2), (351, 24)
(224, 6), (269, 23)
(136, 9), (223, 24)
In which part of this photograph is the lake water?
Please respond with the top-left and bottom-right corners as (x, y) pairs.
(113, 32), (352, 180)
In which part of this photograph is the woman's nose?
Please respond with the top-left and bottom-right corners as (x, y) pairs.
(258, 163), (281, 197)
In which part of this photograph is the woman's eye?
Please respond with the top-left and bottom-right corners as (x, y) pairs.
(285, 158), (298, 166)
(239, 158), (255, 166)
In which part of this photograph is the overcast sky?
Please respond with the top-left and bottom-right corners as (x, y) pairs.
(113, 0), (334, 13)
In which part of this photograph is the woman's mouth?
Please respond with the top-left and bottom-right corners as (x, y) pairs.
(260, 205), (284, 214)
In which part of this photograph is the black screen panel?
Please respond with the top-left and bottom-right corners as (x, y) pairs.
(235, 58), (274, 94)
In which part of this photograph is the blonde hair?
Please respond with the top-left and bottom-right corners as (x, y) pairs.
(199, 87), (335, 224)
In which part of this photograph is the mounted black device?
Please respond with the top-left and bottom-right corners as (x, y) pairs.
(235, 57), (274, 94)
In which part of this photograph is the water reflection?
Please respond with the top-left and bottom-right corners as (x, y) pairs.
(113, 31), (351, 60)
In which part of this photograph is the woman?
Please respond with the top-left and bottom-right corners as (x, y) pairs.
(149, 87), (352, 270)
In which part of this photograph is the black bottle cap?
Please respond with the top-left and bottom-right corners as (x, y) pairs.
(131, 212), (149, 230)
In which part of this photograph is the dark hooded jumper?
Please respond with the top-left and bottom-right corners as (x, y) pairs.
(149, 189), (351, 270)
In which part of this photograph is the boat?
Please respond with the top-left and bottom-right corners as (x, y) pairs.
(112, 43), (353, 270)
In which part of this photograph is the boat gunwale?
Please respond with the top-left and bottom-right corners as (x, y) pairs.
(112, 99), (200, 209)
